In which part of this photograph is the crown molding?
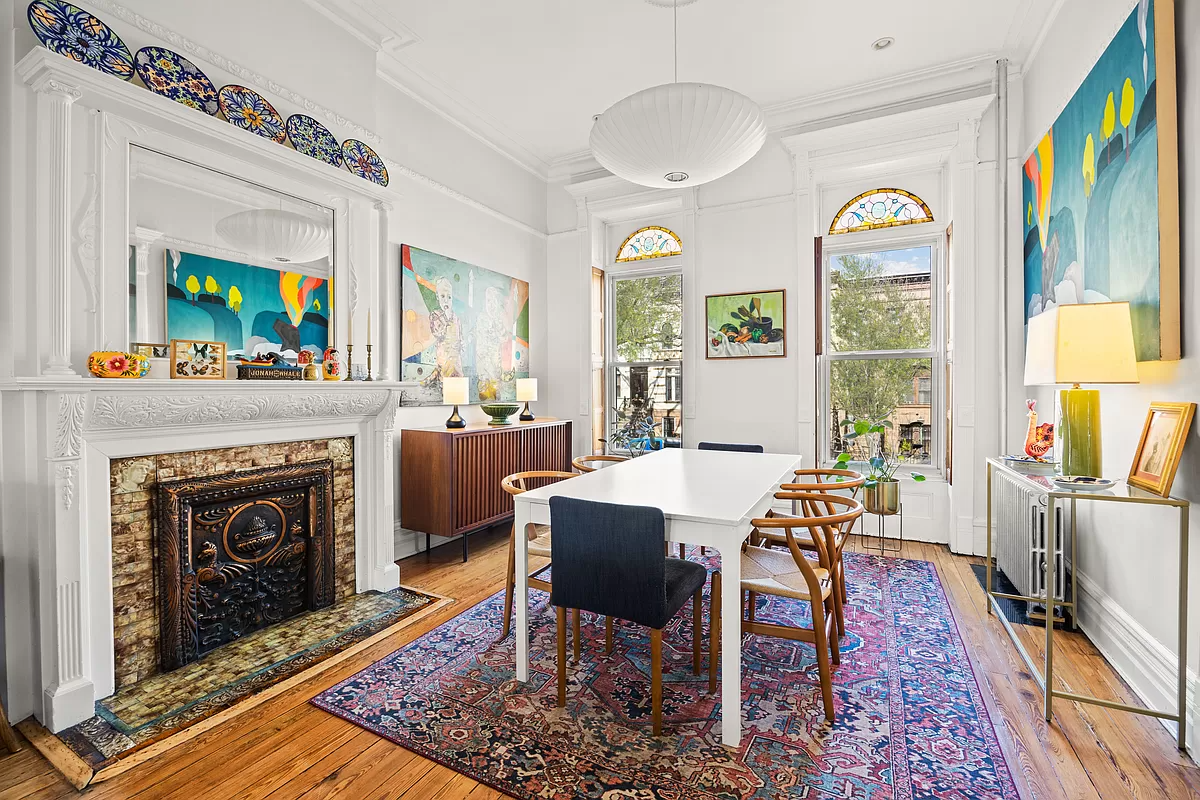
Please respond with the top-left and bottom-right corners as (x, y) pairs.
(298, 0), (422, 56)
(376, 57), (551, 180)
(80, 0), (382, 146)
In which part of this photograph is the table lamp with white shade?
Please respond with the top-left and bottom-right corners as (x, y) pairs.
(516, 378), (538, 421)
(442, 376), (468, 429)
(1023, 301), (1139, 477)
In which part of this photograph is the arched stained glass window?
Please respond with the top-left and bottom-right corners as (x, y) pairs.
(616, 226), (682, 262)
(829, 189), (934, 235)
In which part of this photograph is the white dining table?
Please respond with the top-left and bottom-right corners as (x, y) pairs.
(512, 447), (803, 747)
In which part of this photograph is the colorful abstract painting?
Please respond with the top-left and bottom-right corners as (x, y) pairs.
(165, 250), (329, 358)
(400, 245), (529, 406)
(1023, 0), (1179, 362)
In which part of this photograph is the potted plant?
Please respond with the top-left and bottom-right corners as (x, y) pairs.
(835, 418), (926, 516)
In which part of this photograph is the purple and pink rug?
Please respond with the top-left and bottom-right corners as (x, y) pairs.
(313, 551), (1019, 799)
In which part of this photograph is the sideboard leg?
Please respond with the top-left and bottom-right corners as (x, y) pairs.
(463, 532), (469, 563)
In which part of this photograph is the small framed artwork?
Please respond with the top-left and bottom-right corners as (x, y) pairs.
(1128, 401), (1196, 496)
(132, 341), (169, 359)
(170, 339), (227, 380)
(705, 290), (786, 359)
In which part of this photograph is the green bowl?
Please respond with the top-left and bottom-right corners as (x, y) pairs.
(479, 403), (521, 426)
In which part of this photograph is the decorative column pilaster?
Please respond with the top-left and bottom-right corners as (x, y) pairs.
(374, 201), (394, 381)
(32, 75), (82, 376)
(43, 391), (93, 731)
(370, 391), (402, 591)
(131, 227), (163, 343)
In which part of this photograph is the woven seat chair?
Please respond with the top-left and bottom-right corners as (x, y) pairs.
(499, 471), (583, 653)
(753, 468), (865, 637)
(738, 493), (864, 722)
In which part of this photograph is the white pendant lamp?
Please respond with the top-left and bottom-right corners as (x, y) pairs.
(589, 0), (766, 189)
(216, 208), (331, 264)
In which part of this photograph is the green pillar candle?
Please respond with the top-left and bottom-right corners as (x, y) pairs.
(1060, 386), (1101, 477)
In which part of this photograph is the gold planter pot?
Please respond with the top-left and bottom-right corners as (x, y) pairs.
(864, 479), (901, 516)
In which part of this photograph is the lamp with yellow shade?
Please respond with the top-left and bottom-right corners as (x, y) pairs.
(1023, 302), (1139, 477)
(442, 377), (468, 429)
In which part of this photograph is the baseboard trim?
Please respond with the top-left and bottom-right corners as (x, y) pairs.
(1072, 568), (1196, 749)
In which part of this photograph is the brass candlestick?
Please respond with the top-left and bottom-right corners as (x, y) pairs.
(344, 344), (354, 381)
(365, 344), (374, 381)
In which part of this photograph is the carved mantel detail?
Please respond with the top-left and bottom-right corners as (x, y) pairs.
(54, 394), (88, 458)
(89, 390), (391, 431)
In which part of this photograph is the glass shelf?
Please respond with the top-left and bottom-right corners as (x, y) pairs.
(986, 457), (1188, 508)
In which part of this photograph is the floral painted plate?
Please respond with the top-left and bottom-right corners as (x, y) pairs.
(134, 46), (218, 115)
(27, 0), (134, 80)
(1052, 476), (1117, 492)
(341, 138), (389, 186)
(286, 114), (342, 167)
(218, 85), (286, 143)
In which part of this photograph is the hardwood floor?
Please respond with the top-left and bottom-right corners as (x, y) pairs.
(2, 527), (1198, 799)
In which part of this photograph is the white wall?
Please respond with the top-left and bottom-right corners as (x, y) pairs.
(1020, 0), (1200, 743)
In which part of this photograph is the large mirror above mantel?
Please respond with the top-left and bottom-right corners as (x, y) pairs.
(128, 146), (335, 360)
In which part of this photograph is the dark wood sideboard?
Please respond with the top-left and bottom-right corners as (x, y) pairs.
(400, 418), (572, 561)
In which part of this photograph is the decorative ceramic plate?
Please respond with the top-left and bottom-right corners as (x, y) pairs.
(341, 138), (389, 186)
(27, 0), (134, 80)
(134, 46), (218, 115)
(1052, 476), (1116, 492)
(218, 85), (286, 143)
(286, 114), (342, 167)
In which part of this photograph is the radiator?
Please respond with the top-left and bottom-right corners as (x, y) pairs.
(993, 469), (1071, 616)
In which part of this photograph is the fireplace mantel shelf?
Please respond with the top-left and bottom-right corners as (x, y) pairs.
(0, 378), (417, 393)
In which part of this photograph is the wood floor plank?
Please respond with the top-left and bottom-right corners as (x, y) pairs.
(5, 525), (1196, 799)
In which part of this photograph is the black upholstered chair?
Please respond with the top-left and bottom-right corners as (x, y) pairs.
(548, 496), (720, 735)
(697, 441), (765, 453)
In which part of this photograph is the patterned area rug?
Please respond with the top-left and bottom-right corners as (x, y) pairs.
(313, 553), (1019, 799)
(60, 586), (439, 769)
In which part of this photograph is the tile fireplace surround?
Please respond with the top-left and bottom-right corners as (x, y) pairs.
(0, 379), (404, 733)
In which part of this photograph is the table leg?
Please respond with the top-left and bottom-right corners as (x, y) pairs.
(718, 537), (743, 748)
(1044, 495), (1055, 722)
(1179, 504), (1190, 751)
(515, 502), (531, 682)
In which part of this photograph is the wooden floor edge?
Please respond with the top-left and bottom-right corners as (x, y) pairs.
(14, 719), (94, 791)
(48, 593), (455, 790)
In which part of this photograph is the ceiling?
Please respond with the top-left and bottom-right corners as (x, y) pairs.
(335, 0), (1060, 174)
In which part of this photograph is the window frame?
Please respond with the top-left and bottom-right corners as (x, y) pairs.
(818, 228), (946, 475)
(605, 263), (685, 454)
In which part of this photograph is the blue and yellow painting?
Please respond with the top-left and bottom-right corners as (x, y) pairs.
(166, 250), (330, 357)
(400, 244), (530, 406)
(1023, 0), (1176, 362)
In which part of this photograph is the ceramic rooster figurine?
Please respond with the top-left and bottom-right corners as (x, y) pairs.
(1024, 399), (1055, 460)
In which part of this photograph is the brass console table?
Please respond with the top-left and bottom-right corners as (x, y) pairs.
(985, 457), (1191, 750)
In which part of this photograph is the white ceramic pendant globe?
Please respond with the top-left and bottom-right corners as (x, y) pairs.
(215, 209), (331, 265)
(590, 82), (767, 189)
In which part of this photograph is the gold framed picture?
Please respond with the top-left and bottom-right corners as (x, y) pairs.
(1128, 401), (1196, 496)
(132, 341), (169, 359)
(170, 339), (226, 380)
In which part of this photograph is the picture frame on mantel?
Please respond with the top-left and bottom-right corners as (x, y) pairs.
(170, 339), (227, 380)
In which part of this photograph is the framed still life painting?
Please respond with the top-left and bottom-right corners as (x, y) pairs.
(705, 290), (786, 359)
(1128, 401), (1195, 496)
(1022, 0), (1179, 363)
(170, 339), (226, 380)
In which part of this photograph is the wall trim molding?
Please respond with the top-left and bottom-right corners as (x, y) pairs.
(1072, 567), (1196, 749)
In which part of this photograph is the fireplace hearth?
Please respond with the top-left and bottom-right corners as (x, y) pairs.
(156, 461), (336, 671)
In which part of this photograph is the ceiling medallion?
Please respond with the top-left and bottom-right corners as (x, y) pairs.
(590, 0), (766, 188)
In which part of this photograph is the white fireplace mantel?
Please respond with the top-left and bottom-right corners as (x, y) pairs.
(0, 378), (406, 732)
